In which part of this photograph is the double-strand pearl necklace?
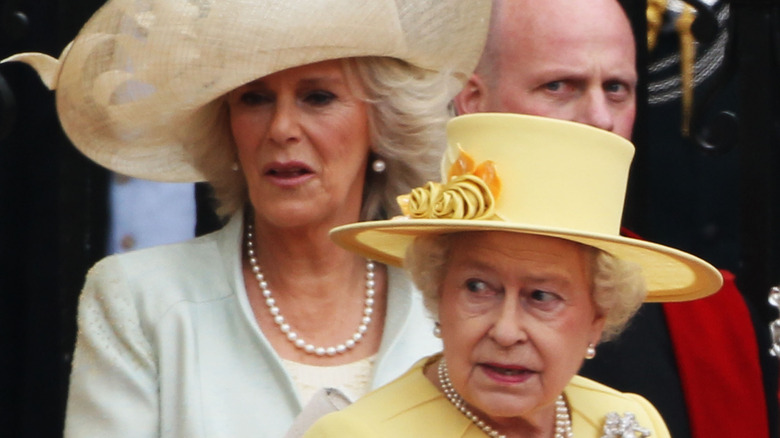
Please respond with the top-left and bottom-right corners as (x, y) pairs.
(245, 222), (376, 357)
(438, 358), (573, 438)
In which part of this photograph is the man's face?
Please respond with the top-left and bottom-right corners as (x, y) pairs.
(457, 0), (637, 140)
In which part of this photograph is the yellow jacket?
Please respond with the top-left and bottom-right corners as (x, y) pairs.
(304, 356), (670, 437)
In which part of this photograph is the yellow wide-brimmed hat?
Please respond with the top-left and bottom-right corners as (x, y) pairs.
(2, 0), (490, 182)
(331, 113), (723, 302)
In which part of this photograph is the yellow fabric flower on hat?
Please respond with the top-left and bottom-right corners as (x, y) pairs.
(397, 147), (501, 220)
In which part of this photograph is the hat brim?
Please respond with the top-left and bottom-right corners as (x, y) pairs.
(39, 0), (492, 182)
(330, 219), (723, 302)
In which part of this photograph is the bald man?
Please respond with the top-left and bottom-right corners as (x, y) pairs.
(455, 1), (775, 437)
(454, 0), (637, 139)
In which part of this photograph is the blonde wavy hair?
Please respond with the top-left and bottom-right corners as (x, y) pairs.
(192, 56), (455, 220)
(405, 232), (647, 343)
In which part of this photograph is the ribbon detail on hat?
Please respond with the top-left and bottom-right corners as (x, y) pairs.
(397, 148), (500, 220)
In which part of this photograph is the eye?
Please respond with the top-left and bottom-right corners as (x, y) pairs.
(541, 80), (578, 98)
(543, 81), (564, 92)
(465, 278), (490, 294)
(604, 81), (632, 101)
(524, 290), (564, 318)
(303, 90), (336, 106)
(530, 289), (559, 303)
(238, 91), (273, 106)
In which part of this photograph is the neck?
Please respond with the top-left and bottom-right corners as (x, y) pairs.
(242, 211), (380, 310)
(242, 215), (387, 364)
(248, 213), (361, 281)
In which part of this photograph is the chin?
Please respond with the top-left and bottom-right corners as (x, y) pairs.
(254, 202), (320, 226)
(468, 391), (539, 420)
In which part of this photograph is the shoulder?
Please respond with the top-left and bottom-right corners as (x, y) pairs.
(567, 376), (670, 438)
(567, 375), (662, 411)
(89, 232), (221, 290)
(342, 357), (436, 418)
(305, 357), (457, 437)
(81, 215), (243, 317)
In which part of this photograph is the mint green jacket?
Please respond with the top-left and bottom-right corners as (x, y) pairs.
(64, 212), (440, 438)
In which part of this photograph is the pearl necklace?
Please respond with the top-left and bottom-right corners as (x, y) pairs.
(438, 358), (573, 438)
(245, 222), (376, 357)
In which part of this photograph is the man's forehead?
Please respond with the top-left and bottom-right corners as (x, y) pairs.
(499, 0), (634, 42)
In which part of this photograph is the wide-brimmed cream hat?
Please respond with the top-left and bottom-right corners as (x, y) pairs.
(2, 0), (490, 182)
(331, 113), (723, 302)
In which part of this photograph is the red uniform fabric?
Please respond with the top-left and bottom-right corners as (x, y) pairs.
(663, 270), (769, 438)
(617, 228), (769, 437)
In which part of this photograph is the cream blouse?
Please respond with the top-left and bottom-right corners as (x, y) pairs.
(283, 355), (377, 404)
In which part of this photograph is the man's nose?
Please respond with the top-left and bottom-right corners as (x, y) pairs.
(576, 90), (615, 134)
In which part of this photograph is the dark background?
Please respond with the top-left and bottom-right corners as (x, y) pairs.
(2, 0), (109, 436)
(1, 0), (778, 436)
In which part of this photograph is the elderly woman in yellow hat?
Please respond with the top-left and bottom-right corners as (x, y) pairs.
(3, 0), (490, 436)
(304, 114), (723, 437)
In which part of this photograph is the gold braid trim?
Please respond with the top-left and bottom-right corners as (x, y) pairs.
(676, 5), (696, 137)
(647, 0), (668, 50)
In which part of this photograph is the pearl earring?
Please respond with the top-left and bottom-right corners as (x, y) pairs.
(231, 162), (239, 172)
(371, 158), (386, 173)
(585, 343), (596, 359)
(433, 322), (442, 338)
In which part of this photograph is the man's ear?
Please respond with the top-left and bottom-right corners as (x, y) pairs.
(453, 73), (488, 115)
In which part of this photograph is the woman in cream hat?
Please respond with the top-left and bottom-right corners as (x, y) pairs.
(304, 113), (723, 437)
(3, 0), (490, 436)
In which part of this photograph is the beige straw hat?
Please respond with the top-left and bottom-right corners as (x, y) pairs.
(331, 113), (723, 302)
(2, 0), (491, 182)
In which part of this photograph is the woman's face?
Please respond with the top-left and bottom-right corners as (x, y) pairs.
(228, 59), (371, 229)
(438, 231), (605, 428)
